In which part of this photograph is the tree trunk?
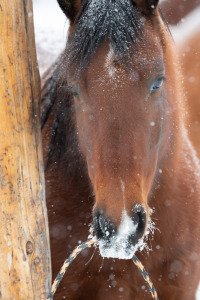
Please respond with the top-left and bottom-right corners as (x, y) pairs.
(0, 1), (51, 299)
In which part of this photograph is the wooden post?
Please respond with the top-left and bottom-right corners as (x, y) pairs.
(0, 1), (51, 299)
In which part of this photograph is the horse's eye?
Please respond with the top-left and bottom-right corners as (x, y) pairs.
(150, 77), (165, 93)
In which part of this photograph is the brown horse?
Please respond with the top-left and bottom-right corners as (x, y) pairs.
(41, 0), (200, 299)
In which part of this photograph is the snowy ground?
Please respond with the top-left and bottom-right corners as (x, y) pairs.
(32, 0), (200, 298)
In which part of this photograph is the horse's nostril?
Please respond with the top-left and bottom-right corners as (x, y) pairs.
(131, 205), (146, 240)
(93, 206), (146, 247)
(93, 211), (116, 240)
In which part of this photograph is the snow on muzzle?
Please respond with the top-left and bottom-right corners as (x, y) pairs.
(93, 205), (147, 259)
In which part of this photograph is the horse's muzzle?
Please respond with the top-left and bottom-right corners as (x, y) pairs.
(93, 205), (147, 259)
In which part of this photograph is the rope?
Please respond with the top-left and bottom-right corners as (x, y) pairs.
(47, 238), (159, 300)
(47, 238), (96, 300)
(132, 255), (159, 300)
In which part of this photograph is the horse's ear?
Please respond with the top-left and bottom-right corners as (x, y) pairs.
(57, 0), (78, 22)
(133, 0), (159, 14)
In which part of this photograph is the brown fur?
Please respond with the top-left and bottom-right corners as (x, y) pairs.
(161, 0), (200, 159)
(179, 28), (200, 157)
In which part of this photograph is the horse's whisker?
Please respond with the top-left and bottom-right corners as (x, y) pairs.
(98, 257), (104, 273)
(84, 247), (97, 266)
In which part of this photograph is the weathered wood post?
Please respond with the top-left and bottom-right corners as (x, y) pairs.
(0, 1), (51, 299)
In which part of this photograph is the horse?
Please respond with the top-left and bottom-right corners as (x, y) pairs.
(41, 0), (200, 299)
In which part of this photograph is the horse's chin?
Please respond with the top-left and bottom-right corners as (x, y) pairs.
(98, 235), (146, 260)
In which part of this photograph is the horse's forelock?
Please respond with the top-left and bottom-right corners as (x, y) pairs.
(65, 0), (145, 77)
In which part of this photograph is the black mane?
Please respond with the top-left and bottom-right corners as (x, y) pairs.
(65, 0), (144, 75)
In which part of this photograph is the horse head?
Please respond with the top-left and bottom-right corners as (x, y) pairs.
(58, 0), (181, 259)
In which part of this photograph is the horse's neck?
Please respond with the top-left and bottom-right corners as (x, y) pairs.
(157, 37), (200, 197)
(149, 121), (200, 257)
(153, 122), (200, 215)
